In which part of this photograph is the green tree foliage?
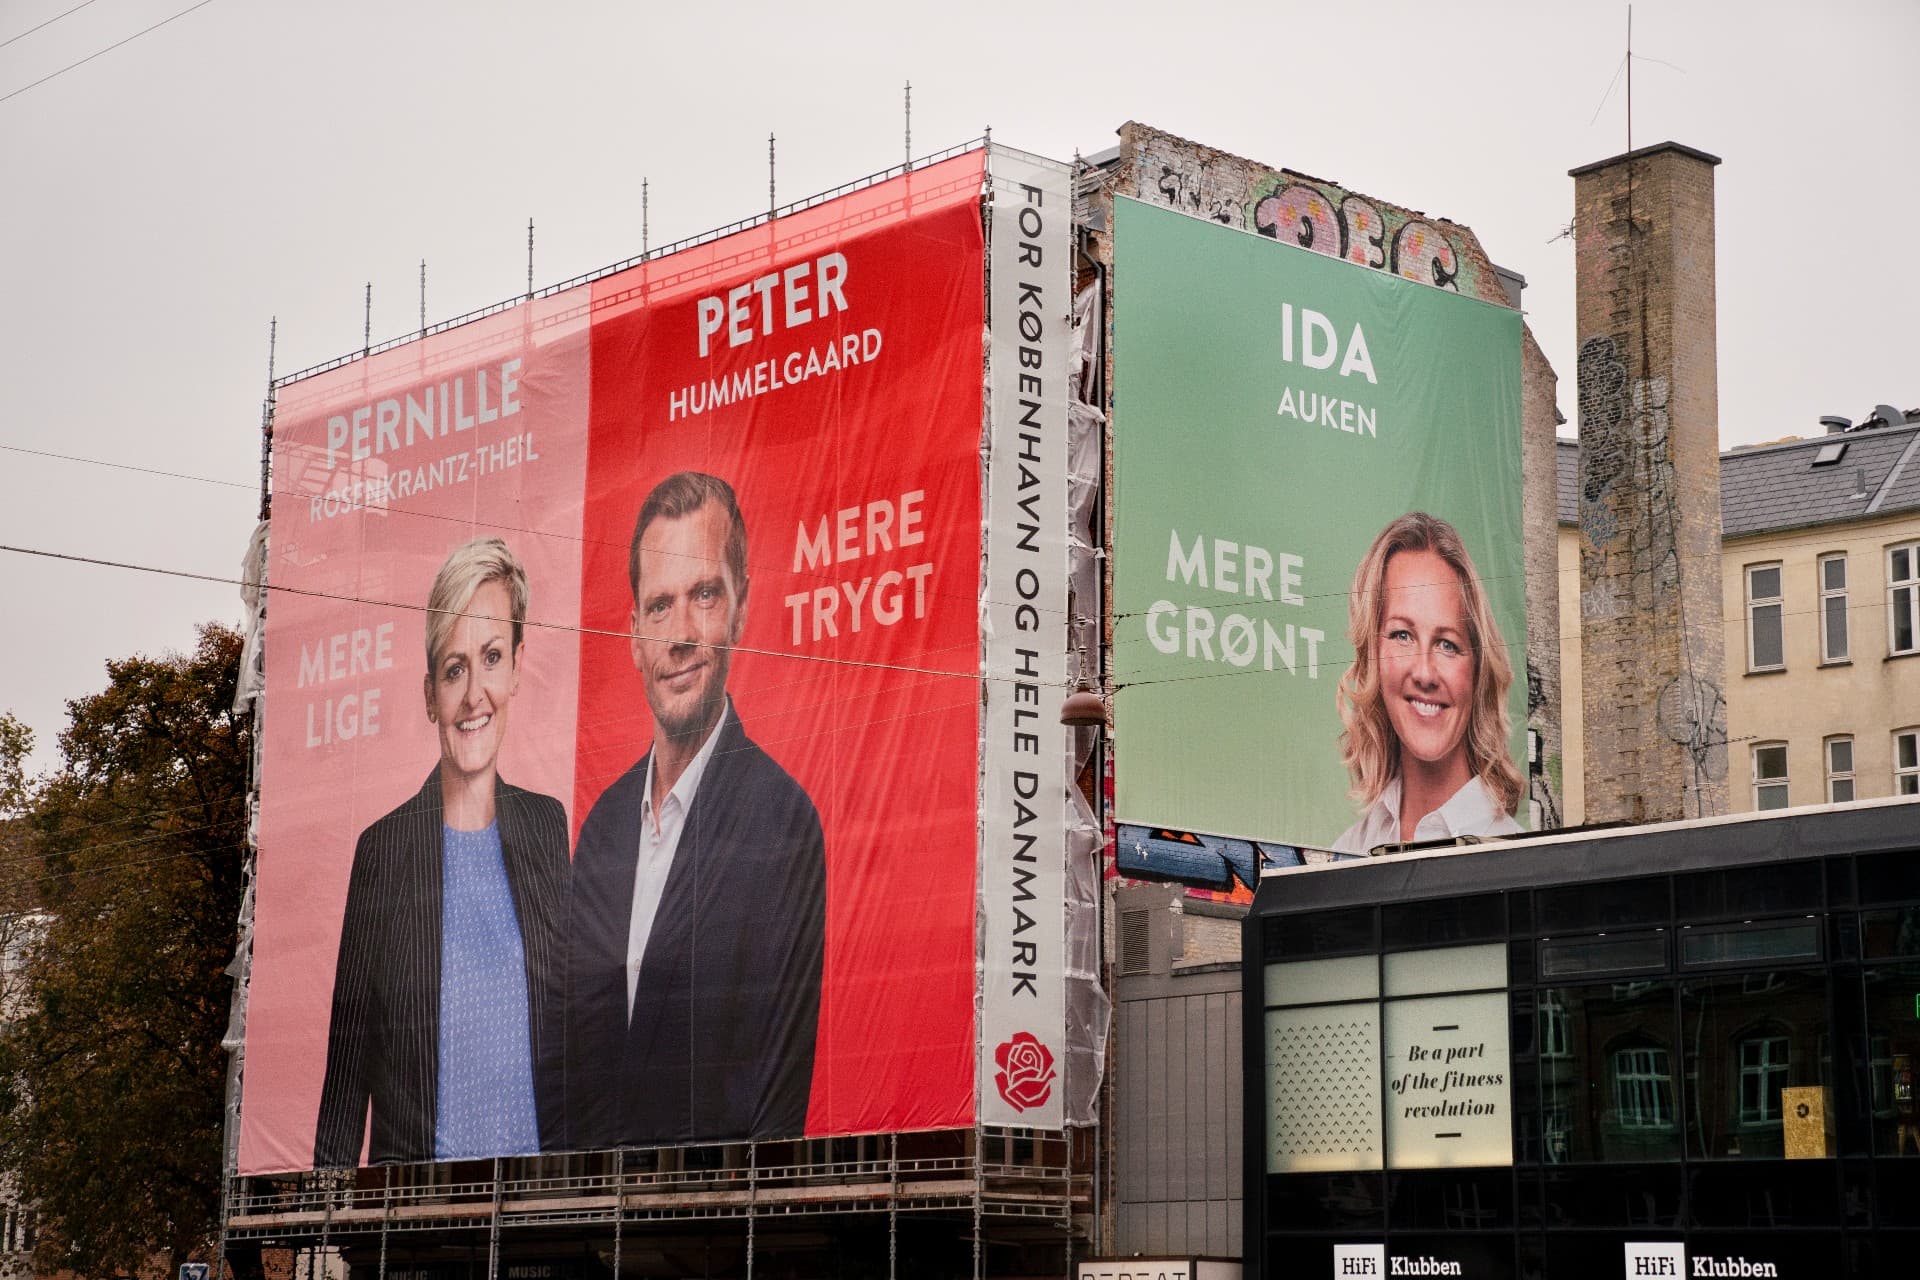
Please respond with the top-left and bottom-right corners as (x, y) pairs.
(0, 624), (250, 1277)
(0, 713), (29, 816)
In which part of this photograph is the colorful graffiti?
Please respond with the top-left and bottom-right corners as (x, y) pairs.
(1144, 152), (1474, 295)
(1250, 184), (1460, 290)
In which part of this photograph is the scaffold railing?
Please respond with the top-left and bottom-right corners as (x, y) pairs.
(225, 1127), (1080, 1244)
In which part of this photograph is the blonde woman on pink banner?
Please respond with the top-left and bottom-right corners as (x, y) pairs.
(314, 537), (568, 1165)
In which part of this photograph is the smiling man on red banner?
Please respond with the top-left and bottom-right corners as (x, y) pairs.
(561, 471), (826, 1147)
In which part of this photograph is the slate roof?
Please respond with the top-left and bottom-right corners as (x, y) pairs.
(1556, 423), (1920, 538)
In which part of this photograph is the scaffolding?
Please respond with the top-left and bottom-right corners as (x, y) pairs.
(224, 1127), (1082, 1280)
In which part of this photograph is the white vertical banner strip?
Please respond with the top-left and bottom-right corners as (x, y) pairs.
(980, 146), (1072, 1129)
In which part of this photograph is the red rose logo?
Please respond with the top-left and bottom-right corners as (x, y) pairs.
(993, 1032), (1056, 1112)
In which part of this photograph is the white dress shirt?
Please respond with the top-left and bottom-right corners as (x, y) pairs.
(626, 709), (727, 1015)
(1329, 773), (1523, 855)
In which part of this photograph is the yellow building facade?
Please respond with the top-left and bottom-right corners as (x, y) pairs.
(1558, 421), (1920, 825)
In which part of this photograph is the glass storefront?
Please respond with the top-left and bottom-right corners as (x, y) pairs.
(1245, 804), (1920, 1279)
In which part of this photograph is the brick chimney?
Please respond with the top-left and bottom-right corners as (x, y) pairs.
(1571, 142), (1727, 823)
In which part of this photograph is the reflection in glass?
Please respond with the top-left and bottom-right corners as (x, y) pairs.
(1540, 982), (1679, 1162)
(1863, 962), (1920, 1157)
(1613, 1044), (1675, 1129)
(1681, 970), (1825, 1159)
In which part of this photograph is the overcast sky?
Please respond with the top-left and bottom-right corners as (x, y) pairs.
(3, 0), (1914, 774)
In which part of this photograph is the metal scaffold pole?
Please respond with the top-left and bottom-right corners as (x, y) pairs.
(972, 1126), (983, 1280)
(486, 1157), (503, 1280)
(746, 1142), (758, 1280)
(318, 1176), (334, 1280)
(611, 1149), (625, 1280)
(377, 1167), (392, 1280)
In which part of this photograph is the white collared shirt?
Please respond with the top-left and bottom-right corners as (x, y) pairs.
(1330, 773), (1524, 855)
(626, 707), (728, 1015)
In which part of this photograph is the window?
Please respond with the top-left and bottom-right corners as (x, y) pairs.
(1892, 542), (1920, 656)
(1752, 742), (1789, 811)
(1737, 1034), (1790, 1124)
(1613, 1045), (1676, 1129)
(1540, 993), (1571, 1059)
(1870, 1034), (1895, 1117)
(1897, 729), (1920, 796)
(1819, 553), (1849, 662)
(1746, 564), (1785, 670)
(1827, 736), (1855, 803)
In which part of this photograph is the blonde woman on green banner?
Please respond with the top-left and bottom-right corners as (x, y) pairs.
(1332, 512), (1523, 853)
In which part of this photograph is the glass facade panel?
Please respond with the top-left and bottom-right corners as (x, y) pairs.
(1383, 942), (1505, 996)
(1679, 922), (1820, 966)
(1264, 953), (1379, 1008)
(1862, 962), (1920, 1158)
(1540, 982), (1679, 1163)
(1539, 933), (1666, 978)
(1680, 971), (1826, 1160)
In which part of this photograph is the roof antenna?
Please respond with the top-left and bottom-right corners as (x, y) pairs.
(419, 259), (427, 337)
(362, 282), (371, 355)
(1626, 4), (1633, 153)
(904, 80), (912, 172)
(642, 177), (649, 257)
(526, 218), (535, 300)
(769, 132), (777, 218)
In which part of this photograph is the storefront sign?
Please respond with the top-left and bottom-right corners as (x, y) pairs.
(1382, 991), (1511, 1168)
(1333, 1245), (1473, 1277)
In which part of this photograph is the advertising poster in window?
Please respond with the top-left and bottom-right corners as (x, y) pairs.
(238, 149), (1066, 1174)
(1111, 196), (1526, 852)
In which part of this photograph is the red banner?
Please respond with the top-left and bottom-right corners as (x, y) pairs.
(241, 152), (986, 1173)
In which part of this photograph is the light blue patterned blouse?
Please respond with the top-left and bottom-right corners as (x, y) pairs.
(435, 822), (539, 1159)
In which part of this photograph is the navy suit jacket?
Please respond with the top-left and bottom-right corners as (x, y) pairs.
(314, 774), (569, 1166)
(562, 705), (825, 1148)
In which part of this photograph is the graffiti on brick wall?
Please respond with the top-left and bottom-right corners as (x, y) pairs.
(1154, 155), (1244, 226)
(1142, 153), (1482, 296)
(1658, 671), (1727, 807)
(1578, 334), (1727, 815)
(1526, 660), (1561, 830)
(1577, 336), (1681, 613)
(1251, 183), (1460, 291)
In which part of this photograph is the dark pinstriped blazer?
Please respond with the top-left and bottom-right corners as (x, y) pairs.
(313, 773), (569, 1167)
(562, 706), (825, 1149)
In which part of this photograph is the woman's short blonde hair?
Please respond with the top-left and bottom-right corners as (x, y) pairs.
(423, 537), (529, 667)
(1334, 511), (1522, 817)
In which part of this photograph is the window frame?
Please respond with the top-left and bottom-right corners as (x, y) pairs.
(1890, 540), (1920, 657)
(1818, 551), (1850, 663)
(1826, 735), (1856, 804)
(1745, 562), (1786, 672)
(1736, 1032), (1791, 1126)
(1896, 728), (1920, 797)
(1752, 741), (1790, 811)
(1612, 1044), (1676, 1130)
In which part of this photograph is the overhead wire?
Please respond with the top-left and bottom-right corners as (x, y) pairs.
(10, 433), (1916, 647)
(0, 0), (217, 105)
(0, 0), (102, 51)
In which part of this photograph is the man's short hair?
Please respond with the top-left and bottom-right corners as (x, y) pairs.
(628, 471), (750, 601)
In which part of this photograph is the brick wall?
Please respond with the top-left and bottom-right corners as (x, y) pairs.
(1572, 142), (1728, 822)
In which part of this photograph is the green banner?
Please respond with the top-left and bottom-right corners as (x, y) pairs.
(1112, 197), (1525, 850)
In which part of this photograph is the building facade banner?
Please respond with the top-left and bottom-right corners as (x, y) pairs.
(1111, 197), (1525, 851)
(979, 147), (1072, 1128)
(242, 151), (996, 1174)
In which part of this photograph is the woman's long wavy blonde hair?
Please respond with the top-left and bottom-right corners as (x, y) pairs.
(1334, 512), (1522, 817)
